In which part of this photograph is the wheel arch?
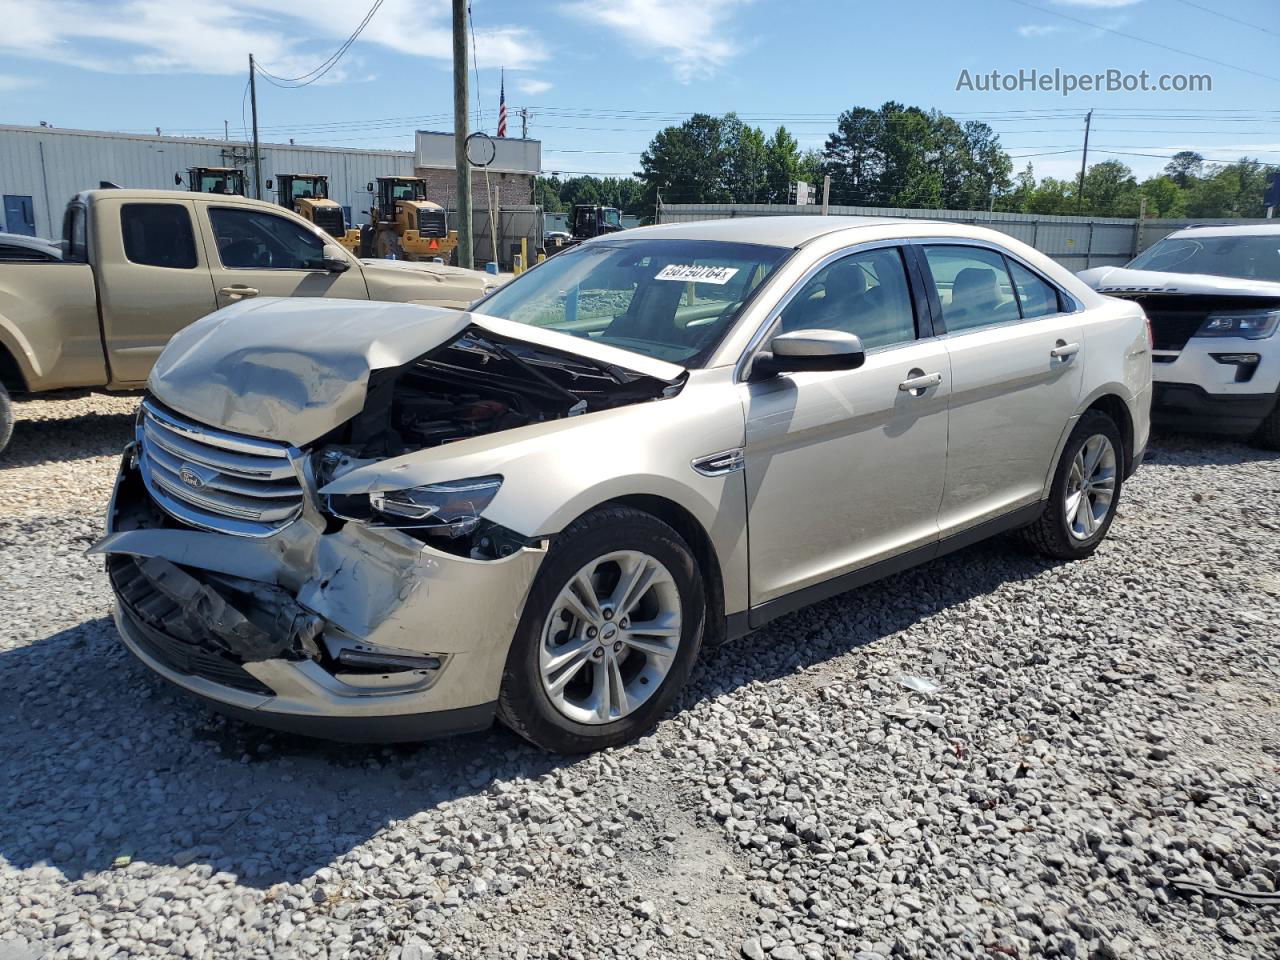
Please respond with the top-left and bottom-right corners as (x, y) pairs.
(0, 338), (30, 394)
(1081, 390), (1136, 478)
(568, 493), (729, 649)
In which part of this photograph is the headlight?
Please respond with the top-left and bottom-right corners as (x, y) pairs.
(368, 475), (502, 536)
(1195, 309), (1280, 340)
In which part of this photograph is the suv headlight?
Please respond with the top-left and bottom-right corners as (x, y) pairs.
(1195, 309), (1280, 340)
(368, 475), (502, 536)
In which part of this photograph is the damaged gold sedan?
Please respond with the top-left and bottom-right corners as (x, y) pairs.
(92, 218), (1151, 752)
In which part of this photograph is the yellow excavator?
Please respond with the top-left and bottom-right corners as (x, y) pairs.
(176, 166), (246, 196)
(271, 174), (361, 252)
(358, 176), (458, 262)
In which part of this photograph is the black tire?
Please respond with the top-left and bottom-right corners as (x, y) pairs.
(358, 224), (374, 259)
(497, 506), (705, 753)
(0, 382), (12, 457)
(1250, 395), (1280, 451)
(1021, 409), (1124, 561)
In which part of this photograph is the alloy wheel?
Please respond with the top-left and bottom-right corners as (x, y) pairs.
(1065, 433), (1117, 541)
(538, 550), (683, 725)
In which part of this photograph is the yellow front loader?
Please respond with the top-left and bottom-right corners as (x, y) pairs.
(358, 177), (459, 262)
(272, 174), (362, 253)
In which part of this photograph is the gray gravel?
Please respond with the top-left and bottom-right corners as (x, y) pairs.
(1, 393), (1278, 960)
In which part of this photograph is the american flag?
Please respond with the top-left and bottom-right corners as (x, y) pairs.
(497, 69), (508, 138)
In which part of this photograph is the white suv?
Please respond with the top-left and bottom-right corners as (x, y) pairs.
(1079, 223), (1280, 448)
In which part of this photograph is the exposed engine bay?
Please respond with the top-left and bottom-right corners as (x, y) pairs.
(312, 327), (684, 551)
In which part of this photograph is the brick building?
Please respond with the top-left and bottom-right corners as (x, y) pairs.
(414, 130), (540, 208)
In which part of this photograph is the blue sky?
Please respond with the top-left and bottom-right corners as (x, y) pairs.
(2, 0), (1278, 189)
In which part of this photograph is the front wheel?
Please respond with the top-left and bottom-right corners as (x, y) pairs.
(0, 382), (12, 457)
(1021, 409), (1124, 561)
(498, 506), (705, 753)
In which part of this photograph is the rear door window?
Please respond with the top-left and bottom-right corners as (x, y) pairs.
(120, 203), (198, 269)
(1007, 260), (1063, 319)
(921, 246), (1020, 333)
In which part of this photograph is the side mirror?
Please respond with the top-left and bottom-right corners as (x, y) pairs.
(173, 172), (183, 186)
(750, 329), (866, 381)
(366, 181), (374, 192)
(321, 244), (351, 273)
(265, 179), (273, 190)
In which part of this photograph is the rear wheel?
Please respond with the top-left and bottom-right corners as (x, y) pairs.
(0, 383), (12, 457)
(498, 506), (704, 753)
(1250, 395), (1280, 451)
(1021, 409), (1124, 561)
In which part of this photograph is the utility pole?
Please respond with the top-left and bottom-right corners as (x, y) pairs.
(224, 120), (229, 141)
(1076, 109), (1092, 214)
(249, 54), (262, 200)
(655, 187), (662, 225)
(520, 108), (528, 139)
(451, 0), (474, 269)
(821, 174), (831, 215)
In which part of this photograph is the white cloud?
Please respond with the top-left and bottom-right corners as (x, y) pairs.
(0, 0), (547, 77)
(517, 77), (553, 96)
(1017, 24), (1063, 37)
(562, 0), (749, 83)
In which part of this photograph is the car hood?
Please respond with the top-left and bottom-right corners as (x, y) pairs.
(1077, 265), (1280, 299)
(148, 297), (685, 447)
(359, 257), (512, 285)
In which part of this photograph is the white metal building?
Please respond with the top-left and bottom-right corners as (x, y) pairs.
(0, 124), (415, 239)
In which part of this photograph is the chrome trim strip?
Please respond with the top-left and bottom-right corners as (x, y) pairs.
(692, 447), (745, 477)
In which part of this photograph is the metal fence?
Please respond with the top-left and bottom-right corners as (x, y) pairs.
(658, 203), (1275, 270)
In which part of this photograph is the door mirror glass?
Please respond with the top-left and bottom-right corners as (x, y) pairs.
(321, 244), (350, 273)
(752, 329), (866, 380)
(265, 179), (273, 191)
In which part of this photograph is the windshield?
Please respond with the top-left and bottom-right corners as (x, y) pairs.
(603, 208), (622, 228)
(472, 238), (791, 366)
(290, 178), (327, 201)
(1128, 233), (1280, 283)
(198, 173), (243, 195)
(391, 181), (426, 201)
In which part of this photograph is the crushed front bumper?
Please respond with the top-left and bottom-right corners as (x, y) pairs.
(92, 447), (547, 742)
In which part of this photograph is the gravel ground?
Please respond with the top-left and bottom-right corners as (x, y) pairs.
(1, 392), (1278, 960)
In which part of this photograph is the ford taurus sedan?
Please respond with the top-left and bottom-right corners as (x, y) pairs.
(93, 217), (1152, 753)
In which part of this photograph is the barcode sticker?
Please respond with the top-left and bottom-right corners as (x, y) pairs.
(654, 264), (740, 285)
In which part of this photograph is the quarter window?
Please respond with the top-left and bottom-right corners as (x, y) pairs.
(1008, 260), (1063, 319)
(209, 207), (325, 270)
(779, 247), (917, 350)
(922, 246), (1019, 333)
(120, 204), (197, 269)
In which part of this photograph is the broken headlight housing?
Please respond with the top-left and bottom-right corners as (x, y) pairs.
(1195, 309), (1280, 340)
(367, 475), (503, 537)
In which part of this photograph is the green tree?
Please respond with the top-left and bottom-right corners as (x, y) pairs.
(1138, 176), (1186, 218)
(1080, 160), (1140, 216)
(1163, 151), (1204, 188)
(764, 125), (804, 204)
(724, 116), (769, 202)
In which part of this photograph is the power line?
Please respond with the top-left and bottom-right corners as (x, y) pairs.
(255, 0), (384, 88)
(1171, 0), (1280, 40)
(1003, 0), (1280, 85)
(467, 1), (485, 129)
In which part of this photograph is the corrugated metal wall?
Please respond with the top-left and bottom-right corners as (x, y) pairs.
(0, 125), (414, 238)
(659, 203), (1138, 268)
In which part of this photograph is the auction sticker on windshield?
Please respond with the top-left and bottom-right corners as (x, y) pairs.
(655, 264), (740, 284)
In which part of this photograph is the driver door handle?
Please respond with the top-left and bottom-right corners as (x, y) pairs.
(1050, 341), (1080, 360)
(898, 372), (942, 392)
(220, 285), (259, 300)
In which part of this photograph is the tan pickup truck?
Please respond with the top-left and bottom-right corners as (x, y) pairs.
(0, 188), (502, 454)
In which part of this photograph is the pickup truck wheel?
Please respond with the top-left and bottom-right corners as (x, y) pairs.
(1020, 409), (1124, 561)
(497, 506), (705, 754)
(1249, 394), (1280, 451)
(0, 382), (12, 457)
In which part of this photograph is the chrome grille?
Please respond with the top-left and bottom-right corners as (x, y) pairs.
(139, 399), (304, 538)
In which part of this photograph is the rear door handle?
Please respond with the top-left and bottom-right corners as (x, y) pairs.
(898, 372), (943, 392)
(1051, 341), (1080, 360)
(219, 285), (259, 300)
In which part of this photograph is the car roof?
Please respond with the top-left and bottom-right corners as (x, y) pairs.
(76, 188), (284, 209)
(1166, 222), (1280, 240)
(0, 232), (60, 252)
(616, 215), (914, 248)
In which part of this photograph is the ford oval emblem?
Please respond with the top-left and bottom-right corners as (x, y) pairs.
(179, 464), (206, 489)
